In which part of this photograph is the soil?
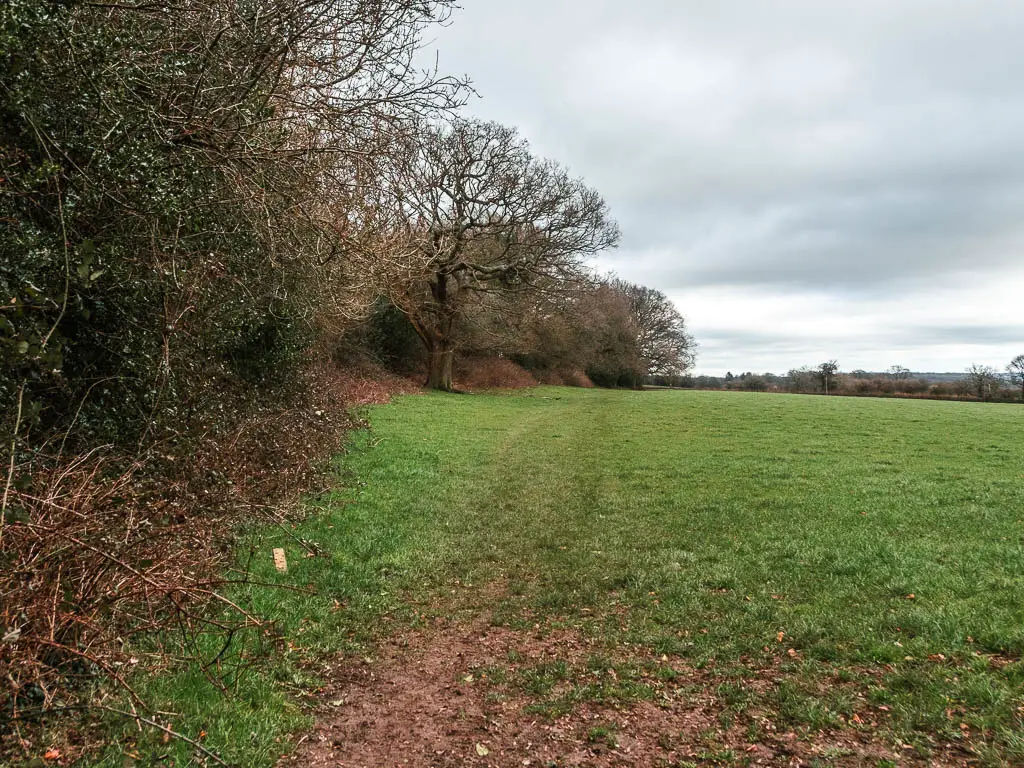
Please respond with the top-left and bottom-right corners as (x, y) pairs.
(282, 614), (979, 768)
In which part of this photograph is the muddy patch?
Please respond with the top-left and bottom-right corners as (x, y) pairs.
(283, 616), (976, 767)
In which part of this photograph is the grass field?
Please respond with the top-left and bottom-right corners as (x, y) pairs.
(103, 388), (1024, 766)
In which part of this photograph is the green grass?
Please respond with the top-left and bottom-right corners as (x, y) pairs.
(94, 388), (1024, 765)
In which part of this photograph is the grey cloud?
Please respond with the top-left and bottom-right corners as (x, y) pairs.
(631, 183), (1024, 291)
(696, 324), (1023, 349)
(903, 325), (1024, 346)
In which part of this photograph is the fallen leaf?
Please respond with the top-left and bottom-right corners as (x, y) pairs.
(476, 743), (490, 756)
(44, 749), (61, 760)
(787, 648), (798, 658)
(776, 631), (785, 643)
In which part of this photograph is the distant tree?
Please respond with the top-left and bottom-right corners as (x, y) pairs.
(965, 364), (1001, 400)
(1007, 354), (1024, 402)
(787, 366), (819, 393)
(741, 374), (768, 392)
(818, 360), (839, 395)
(888, 365), (911, 381)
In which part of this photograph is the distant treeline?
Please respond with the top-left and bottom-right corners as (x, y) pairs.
(650, 362), (1024, 403)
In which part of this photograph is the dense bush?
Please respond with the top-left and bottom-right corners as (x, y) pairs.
(0, 0), (463, 449)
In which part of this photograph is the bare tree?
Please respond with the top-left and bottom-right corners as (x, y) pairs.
(965, 363), (1001, 400)
(380, 119), (620, 390)
(786, 367), (818, 393)
(1006, 354), (1024, 402)
(888, 365), (911, 381)
(818, 360), (839, 395)
(610, 278), (696, 376)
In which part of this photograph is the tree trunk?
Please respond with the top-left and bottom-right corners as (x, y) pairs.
(425, 342), (455, 391)
(407, 272), (460, 391)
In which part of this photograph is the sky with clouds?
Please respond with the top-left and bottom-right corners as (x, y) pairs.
(421, 0), (1024, 375)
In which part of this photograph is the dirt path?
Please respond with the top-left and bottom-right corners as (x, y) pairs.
(281, 612), (975, 768)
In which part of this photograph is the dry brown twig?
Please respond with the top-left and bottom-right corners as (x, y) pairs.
(98, 705), (228, 766)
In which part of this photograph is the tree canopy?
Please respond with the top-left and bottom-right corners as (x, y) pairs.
(379, 118), (621, 390)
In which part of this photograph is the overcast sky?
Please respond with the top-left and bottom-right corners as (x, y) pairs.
(422, 0), (1024, 375)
